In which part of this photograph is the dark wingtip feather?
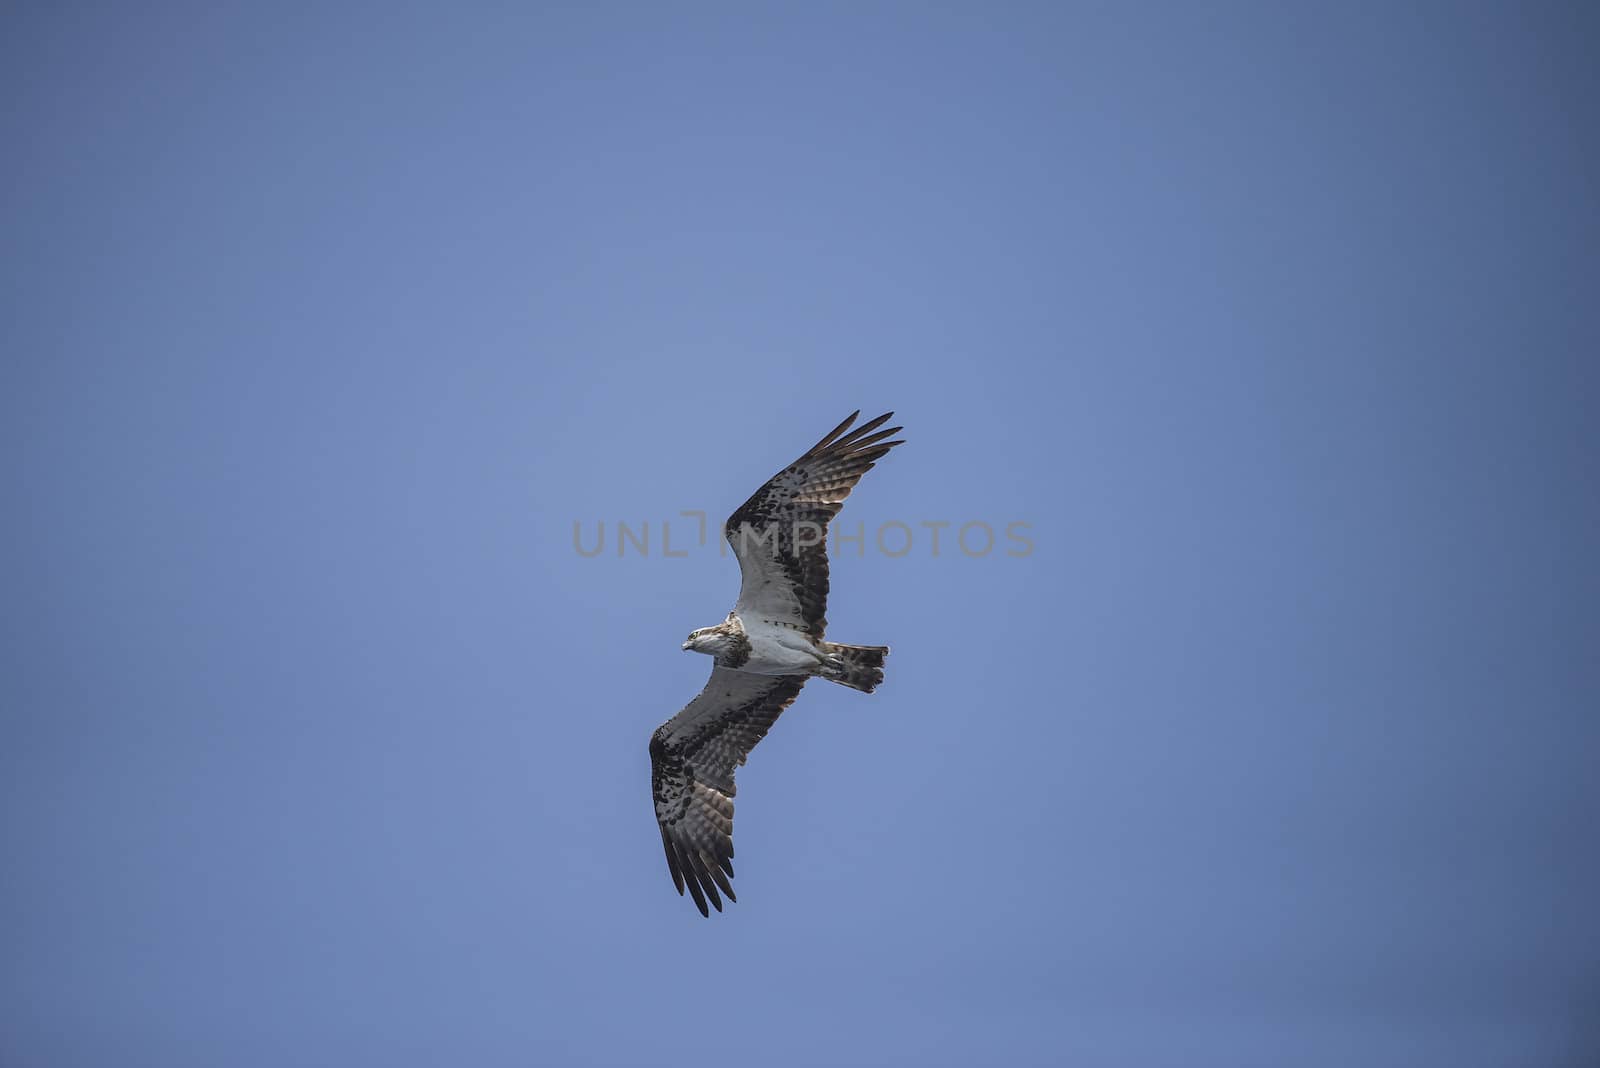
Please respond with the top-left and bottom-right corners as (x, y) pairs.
(686, 874), (710, 916)
(844, 426), (903, 452)
(674, 842), (710, 915)
(660, 826), (685, 895)
(707, 860), (736, 901)
(831, 411), (894, 450)
(811, 410), (861, 453)
(855, 443), (903, 464)
(696, 856), (724, 912)
(677, 842), (728, 914)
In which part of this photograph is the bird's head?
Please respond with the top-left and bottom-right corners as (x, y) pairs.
(683, 625), (732, 655)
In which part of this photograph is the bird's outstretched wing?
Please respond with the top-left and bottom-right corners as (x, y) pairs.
(725, 410), (905, 638)
(649, 668), (808, 916)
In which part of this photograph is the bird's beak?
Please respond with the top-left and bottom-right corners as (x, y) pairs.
(682, 641), (693, 651)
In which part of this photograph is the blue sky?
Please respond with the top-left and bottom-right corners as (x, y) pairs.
(3, 4), (1597, 1066)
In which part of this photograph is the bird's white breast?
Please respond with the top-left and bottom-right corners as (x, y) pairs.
(736, 616), (824, 675)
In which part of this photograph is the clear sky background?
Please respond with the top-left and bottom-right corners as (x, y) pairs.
(4, 4), (1597, 1066)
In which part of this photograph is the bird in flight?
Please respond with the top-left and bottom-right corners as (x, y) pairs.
(649, 410), (905, 916)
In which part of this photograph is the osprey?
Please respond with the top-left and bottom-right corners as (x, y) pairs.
(649, 410), (904, 916)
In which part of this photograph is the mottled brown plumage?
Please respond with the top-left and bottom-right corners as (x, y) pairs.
(725, 410), (904, 637)
(650, 670), (806, 915)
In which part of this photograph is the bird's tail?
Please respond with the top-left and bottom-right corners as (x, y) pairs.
(820, 643), (889, 693)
